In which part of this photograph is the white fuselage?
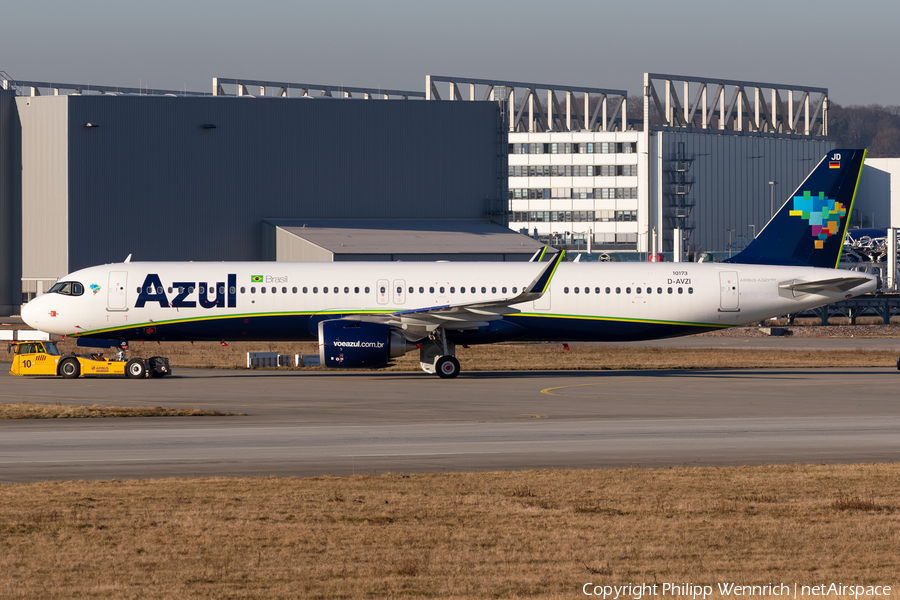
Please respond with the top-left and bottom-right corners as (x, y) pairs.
(22, 261), (877, 343)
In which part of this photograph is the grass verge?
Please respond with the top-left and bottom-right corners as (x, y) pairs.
(0, 402), (244, 419)
(1, 464), (898, 598)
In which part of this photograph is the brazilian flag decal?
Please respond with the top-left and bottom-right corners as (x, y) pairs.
(251, 275), (263, 283)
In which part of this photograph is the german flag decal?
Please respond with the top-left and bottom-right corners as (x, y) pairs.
(251, 275), (263, 283)
(829, 161), (840, 169)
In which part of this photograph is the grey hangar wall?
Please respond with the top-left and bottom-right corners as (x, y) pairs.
(14, 94), (506, 296)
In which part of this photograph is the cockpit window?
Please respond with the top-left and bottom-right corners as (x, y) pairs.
(48, 281), (84, 296)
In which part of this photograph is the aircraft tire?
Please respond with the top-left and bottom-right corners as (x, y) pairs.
(436, 356), (460, 379)
(59, 358), (80, 379)
(126, 358), (147, 379)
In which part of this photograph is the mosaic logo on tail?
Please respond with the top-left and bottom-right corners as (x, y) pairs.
(789, 191), (847, 250)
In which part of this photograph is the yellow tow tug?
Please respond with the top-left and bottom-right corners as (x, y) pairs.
(8, 340), (170, 379)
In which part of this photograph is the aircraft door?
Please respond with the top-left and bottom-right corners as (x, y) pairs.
(393, 280), (406, 305)
(718, 271), (740, 312)
(376, 279), (389, 305)
(108, 271), (128, 311)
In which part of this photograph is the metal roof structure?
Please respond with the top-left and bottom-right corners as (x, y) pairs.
(264, 219), (543, 261)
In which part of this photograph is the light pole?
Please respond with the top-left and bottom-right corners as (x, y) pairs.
(725, 228), (736, 257)
(768, 181), (778, 218)
(749, 224), (756, 239)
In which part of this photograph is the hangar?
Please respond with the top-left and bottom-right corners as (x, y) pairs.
(0, 78), (511, 313)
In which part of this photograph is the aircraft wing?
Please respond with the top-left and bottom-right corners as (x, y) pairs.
(779, 275), (873, 296)
(350, 251), (565, 334)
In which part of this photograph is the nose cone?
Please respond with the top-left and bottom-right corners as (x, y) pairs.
(21, 296), (43, 329)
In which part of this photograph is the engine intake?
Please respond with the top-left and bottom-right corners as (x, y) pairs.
(317, 319), (418, 369)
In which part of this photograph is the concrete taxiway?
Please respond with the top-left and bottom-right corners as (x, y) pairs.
(2, 366), (899, 482)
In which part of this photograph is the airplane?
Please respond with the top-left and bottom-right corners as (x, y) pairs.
(22, 149), (877, 378)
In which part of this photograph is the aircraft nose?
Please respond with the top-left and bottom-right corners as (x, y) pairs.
(21, 296), (44, 329)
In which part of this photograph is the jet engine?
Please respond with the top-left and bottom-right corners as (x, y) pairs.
(317, 319), (418, 369)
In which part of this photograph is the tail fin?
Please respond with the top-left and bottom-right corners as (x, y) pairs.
(726, 149), (866, 268)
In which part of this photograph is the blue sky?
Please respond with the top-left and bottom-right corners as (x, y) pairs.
(2, 0), (896, 105)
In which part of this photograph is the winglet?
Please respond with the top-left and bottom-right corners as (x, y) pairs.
(523, 249), (565, 298)
(530, 247), (548, 262)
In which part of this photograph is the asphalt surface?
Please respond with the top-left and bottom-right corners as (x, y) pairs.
(2, 365), (900, 482)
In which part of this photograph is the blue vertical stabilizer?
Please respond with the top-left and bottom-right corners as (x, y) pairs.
(725, 149), (866, 268)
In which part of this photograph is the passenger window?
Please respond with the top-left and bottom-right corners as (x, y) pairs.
(564, 287), (569, 294)
(460, 287), (465, 294)
(281, 287), (287, 294)
(188, 286), (194, 293)
(408, 287), (413, 293)
(136, 287), (141, 293)
(626, 287), (631, 294)
(688, 287), (694, 294)
(657, 287), (662, 294)
(354, 287), (359, 293)
(646, 287), (651, 294)
(240, 287), (245, 294)
(261, 287), (266, 294)
(251, 287), (256, 293)
(292, 287), (297, 293)
(616, 287), (621, 294)
(303, 287), (308, 293)
(481, 287), (486, 293)
(429, 287), (434, 293)
(167, 287), (173, 294)
(365, 287), (370, 293)
(584, 286), (589, 294)
(313, 287), (318, 293)
(323, 287), (328, 294)
(502, 287), (507, 293)
(419, 287), (424, 293)
(471, 287), (475, 293)
(333, 287), (338, 294)
(450, 287), (456, 293)
(667, 287), (673, 294)
(199, 286), (206, 294)
(230, 286), (236, 294)
(512, 287), (517, 293)
(636, 287), (641, 294)
(345, 287), (350, 293)
(396, 286), (402, 294)
(270, 287), (275, 293)
(574, 287), (580, 294)
(220, 286), (225, 294)
(678, 287), (683, 294)
(380, 286), (386, 293)
(605, 287), (610, 294)
(491, 287), (496, 293)
(439, 287), (445, 293)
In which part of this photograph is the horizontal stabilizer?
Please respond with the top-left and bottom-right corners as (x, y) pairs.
(779, 276), (872, 296)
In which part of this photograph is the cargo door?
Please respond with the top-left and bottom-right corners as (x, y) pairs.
(392, 279), (406, 305)
(376, 279), (389, 305)
(718, 271), (740, 312)
(108, 271), (128, 311)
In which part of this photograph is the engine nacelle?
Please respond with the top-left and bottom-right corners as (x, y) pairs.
(317, 319), (418, 369)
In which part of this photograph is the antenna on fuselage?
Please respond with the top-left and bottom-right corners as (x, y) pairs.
(124, 254), (132, 263)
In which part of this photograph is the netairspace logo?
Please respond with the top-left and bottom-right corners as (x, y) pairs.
(581, 582), (892, 599)
(332, 340), (385, 349)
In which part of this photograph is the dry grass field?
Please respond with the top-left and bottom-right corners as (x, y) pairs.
(0, 403), (242, 419)
(1, 465), (899, 599)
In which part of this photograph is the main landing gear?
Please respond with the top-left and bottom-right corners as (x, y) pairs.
(419, 329), (460, 379)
